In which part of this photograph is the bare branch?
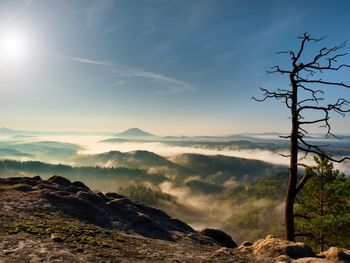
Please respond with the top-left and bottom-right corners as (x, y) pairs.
(299, 118), (328, 125)
(293, 33), (310, 66)
(298, 79), (350, 88)
(296, 171), (314, 193)
(298, 126), (308, 135)
(267, 66), (291, 74)
(251, 87), (291, 102)
(296, 163), (312, 169)
(279, 153), (291, 158)
(298, 146), (350, 163)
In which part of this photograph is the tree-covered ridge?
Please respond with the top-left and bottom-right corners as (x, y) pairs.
(119, 185), (175, 206)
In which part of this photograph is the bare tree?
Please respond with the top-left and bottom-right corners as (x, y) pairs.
(252, 33), (350, 241)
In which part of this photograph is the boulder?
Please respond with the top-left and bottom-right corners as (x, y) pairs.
(200, 228), (237, 248)
(76, 190), (106, 207)
(252, 235), (315, 260)
(71, 181), (90, 190)
(32, 175), (42, 181)
(240, 241), (253, 247)
(47, 175), (71, 188)
(322, 247), (350, 262)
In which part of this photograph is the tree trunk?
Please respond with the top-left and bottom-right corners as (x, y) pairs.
(320, 168), (325, 252)
(285, 77), (299, 241)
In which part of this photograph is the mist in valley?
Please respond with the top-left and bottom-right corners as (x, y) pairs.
(0, 131), (349, 243)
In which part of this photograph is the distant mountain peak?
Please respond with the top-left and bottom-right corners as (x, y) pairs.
(0, 127), (18, 134)
(116, 128), (155, 137)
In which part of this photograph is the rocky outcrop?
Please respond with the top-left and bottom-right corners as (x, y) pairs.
(0, 175), (202, 242)
(1, 176), (349, 263)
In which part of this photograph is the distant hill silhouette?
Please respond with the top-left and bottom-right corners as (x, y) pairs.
(0, 127), (18, 134)
(172, 153), (286, 183)
(115, 128), (155, 137)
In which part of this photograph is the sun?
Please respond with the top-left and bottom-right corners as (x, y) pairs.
(0, 28), (31, 65)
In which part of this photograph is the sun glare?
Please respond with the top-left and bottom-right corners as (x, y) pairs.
(0, 28), (31, 65)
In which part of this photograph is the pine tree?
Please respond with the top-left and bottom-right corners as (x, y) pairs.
(295, 156), (350, 252)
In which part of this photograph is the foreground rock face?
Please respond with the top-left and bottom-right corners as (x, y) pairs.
(1, 175), (349, 262)
(0, 176), (246, 262)
(1, 175), (198, 241)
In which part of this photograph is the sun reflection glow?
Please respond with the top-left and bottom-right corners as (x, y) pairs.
(0, 28), (31, 65)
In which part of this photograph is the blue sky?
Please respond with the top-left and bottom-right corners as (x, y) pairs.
(0, 0), (350, 135)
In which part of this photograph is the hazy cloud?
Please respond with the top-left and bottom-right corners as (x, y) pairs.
(93, 141), (291, 166)
(117, 68), (193, 94)
(57, 55), (112, 67)
(3, 134), (350, 175)
(54, 54), (193, 94)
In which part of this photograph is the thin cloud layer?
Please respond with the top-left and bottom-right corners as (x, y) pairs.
(53, 54), (193, 94)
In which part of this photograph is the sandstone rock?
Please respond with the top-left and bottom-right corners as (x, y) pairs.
(14, 184), (33, 192)
(212, 247), (236, 256)
(252, 235), (315, 260)
(43, 191), (112, 228)
(64, 181), (91, 194)
(322, 247), (350, 262)
(167, 218), (195, 232)
(105, 192), (126, 200)
(32, 175), (42, 181)
(238, 240), (254, 254)
(64, 185), (83, 194)
(200, 228), (237, 248)
(71, 181), (90, 190)
(76, 190), (106, 207)
(1, 177), (39, 186)
(96, 192), (109, 202)
(47, 175), (71, 188)
(293, 257), (333, 263)
(275, 254), (292, 262)
(134, 213), (153, 224)
(241, 241), (253, 247)
(33, 182), (61, 191)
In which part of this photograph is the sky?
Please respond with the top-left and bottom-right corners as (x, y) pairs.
(0, 0), (350, 135)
